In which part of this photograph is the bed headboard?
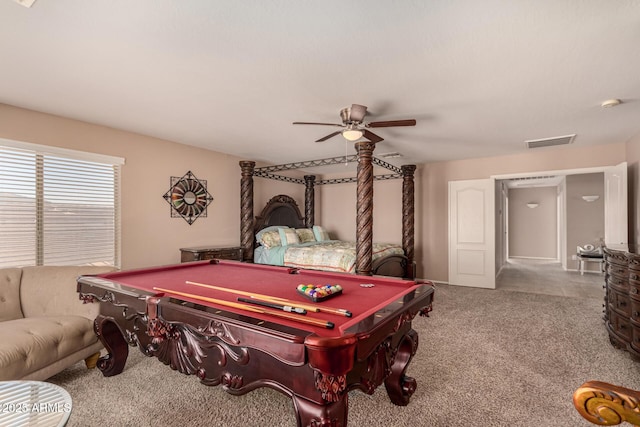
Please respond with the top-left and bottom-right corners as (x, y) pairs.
(254, 194), (305, 234)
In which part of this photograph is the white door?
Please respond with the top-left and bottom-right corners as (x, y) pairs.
(448, 179), (496, 289)
(604, 162), (628, 251)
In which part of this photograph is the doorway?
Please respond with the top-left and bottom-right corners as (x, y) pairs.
(447, 163), (627, 289)
(493, 164), (625, 275)
(500, 172), (606, 275)
(505, 178), (561, 262)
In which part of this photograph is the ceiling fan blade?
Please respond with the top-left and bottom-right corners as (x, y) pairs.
(349, 104), (368, 122)
(363, 129), (384, 143)
(293, 122), (344, 127)
(315, 131), (342, 142)
(367, 119), (417, 128)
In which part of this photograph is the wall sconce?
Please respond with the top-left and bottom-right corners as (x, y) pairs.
(581, 195), (600, 202)
(526, 203), (539, 209)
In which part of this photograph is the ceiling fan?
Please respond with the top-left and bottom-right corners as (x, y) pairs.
(293, 104), (416, 143)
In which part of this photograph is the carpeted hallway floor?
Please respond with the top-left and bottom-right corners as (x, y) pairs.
(497, 258), (603, 299)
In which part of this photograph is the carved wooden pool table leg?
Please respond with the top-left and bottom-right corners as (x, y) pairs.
(384, 329), (419, 406)
(94, 315), (129, 377)
(291, 394), (348, 427)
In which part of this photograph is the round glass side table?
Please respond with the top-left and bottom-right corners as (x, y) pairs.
(0, 380), (72, 426)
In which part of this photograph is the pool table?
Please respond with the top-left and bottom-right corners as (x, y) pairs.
(77, 260), (434, 426)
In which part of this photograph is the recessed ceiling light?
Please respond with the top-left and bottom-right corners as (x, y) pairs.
(601, 99), (622, 108)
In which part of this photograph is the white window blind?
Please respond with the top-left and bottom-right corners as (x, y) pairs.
(0, 140), (123, 268)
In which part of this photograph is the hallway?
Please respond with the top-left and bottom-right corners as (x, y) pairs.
(496, 258), (604, 300)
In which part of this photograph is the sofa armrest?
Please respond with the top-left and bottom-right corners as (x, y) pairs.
(0, 268), (24, 321)
(20, 266), (116, 319)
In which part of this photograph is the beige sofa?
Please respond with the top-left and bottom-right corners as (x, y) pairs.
(0, 265), (115, 381)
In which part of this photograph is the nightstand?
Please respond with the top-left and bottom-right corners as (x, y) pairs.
(180, 245), (243, 262)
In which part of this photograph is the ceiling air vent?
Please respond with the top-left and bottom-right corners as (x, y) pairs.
(525, 134), (576, 149)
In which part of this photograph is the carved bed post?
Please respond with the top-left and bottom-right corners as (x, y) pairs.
(304, 175), (316, 228)
(239, 161), (255, 262)
(401, 165), (416, 279)
(355, 141), (375, 276)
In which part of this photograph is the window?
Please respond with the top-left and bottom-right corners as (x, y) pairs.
(0, 139), (124, 268)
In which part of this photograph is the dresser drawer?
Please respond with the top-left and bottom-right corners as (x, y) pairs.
(632, 299), (640, 324)
(607, 263), (628, 280)
(631, 281), (640, 302)
(609, 310), (633, 342)
(632, 325), (640, 353)
(629, 254), (640, 272)
(607, 275), (629, 293)
(180, 246), (243, 262)
(608, 287), (631, 317)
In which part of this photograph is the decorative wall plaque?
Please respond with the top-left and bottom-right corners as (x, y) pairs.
(163, 171), (213, 225)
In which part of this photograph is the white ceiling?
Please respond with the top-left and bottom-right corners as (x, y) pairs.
(1, 1), (639, 170)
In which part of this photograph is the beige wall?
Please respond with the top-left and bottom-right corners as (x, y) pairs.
(316, 168), (416, 244)
(565, 173), (604, 271)
(508, 187), (557, 258)
(2, 103), (636, 282)
(626, 133), (640, 250)
(0, 103), (300, 269)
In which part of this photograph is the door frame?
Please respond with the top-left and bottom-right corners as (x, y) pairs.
(492, 163), (627, 268)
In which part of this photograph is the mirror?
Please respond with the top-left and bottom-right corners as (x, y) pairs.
(183, 191), (197, 205)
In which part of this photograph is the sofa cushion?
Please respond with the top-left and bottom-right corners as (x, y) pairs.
(0, 315), (99, 381)
(20, 265), (115, 319)
(0, 268), (24, 321)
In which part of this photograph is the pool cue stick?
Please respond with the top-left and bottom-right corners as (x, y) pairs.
(186, 280), (352, 317)
(185, 281), (318, 312)
(251, 295), (353, 318)
(237, 297), (307, 314)
(153, 287), (334, 329)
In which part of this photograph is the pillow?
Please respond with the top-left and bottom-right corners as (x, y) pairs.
(256, 226), (288, 248)
(260, 230), (282, 248)
(295, 228), (316, 243)
(256, 225), (285, 243)
(313, 225), (330, 242)
(279, 228), (300, 246)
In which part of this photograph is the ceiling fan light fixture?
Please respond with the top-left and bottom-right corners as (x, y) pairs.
(294, 104), (416, 143)
(342, 129), (363, 141)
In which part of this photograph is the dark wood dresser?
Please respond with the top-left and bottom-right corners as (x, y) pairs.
(180, 245), (243, 263)
(603, 247), (640, 360)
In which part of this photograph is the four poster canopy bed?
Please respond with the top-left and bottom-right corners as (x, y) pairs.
(239, 140), (417, 279)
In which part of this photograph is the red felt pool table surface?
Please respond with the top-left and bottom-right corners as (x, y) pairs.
(93, 260), (422, 337)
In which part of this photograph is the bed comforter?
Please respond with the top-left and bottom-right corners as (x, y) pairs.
(254, 240), (404, 274)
